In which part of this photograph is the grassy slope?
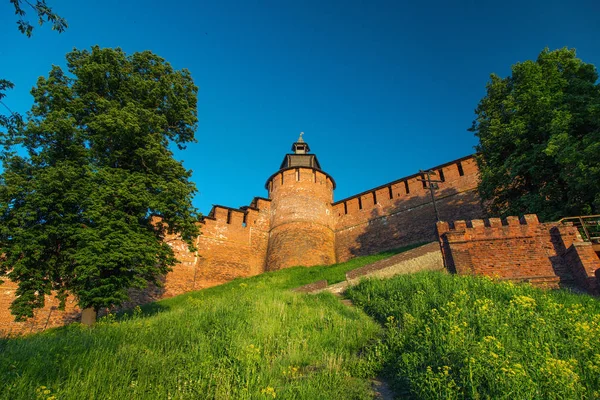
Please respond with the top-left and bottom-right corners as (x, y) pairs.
(3, 244), (600, 400)
(0, 247), (413, 400)
(346, 271), (600, 399)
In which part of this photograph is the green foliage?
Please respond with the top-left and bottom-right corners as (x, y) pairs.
(9, 0), (68, 37)
(3, 246), (599, 399)
(0, 80), (24, 146)
(0, 47), (200, 319)
(347, 272), (600, 399)
(471, 47), (600, 221)
(2, 0), (66, 156)
(0, 252), (393, 400)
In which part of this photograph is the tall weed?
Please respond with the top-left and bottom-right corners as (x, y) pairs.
(347, 272), (600, 399)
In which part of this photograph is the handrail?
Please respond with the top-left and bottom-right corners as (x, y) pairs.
(559, 215), (600, 243)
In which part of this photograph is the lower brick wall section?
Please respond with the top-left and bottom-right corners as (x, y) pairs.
(437, 214), (600, 292)
(267, 223), (336, 271)
(0, 280), (81, 337)
(563, 242), (600, 295)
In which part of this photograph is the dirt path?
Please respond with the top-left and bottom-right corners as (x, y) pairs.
(333, 292), (396, 400)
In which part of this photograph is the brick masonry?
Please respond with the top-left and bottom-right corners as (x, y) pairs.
(0, 150), (488, 334)
(437, 214), (600, 292)
(0, 280), (81, 336)
(266, 168), (336, 271)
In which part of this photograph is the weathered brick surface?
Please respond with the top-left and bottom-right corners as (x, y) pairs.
(0, 279), (80, 336)
(266, 168), (336, 270)
(166, 199), (272, 296)
(563, 242), (600, 294)
(334, 157), (483, 261)
(437, 215), (600, 292)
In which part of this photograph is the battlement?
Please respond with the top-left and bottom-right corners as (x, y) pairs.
(333, 154), (483, 261)
(201, 196), (272, 229)
(0, 141), (492, 334)
(266, 167), (335, 193)
(247, 196), (271, 210)
(436, 214), (598, 290)
(332, 155), (478, 224)
(333, 154), (477, 210)
(436, 214), (543, 236)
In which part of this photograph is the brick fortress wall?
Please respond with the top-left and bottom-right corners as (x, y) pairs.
(266, 168), (336, 270)
(437, 214), (600, 292)
(165, 197), (272, 296)
(0, 281), (81, 336)
(0, 153), (483, 334)
(333, 156), (484, 261)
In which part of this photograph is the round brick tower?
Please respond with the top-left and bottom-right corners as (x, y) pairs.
(265, 133), (336, 271)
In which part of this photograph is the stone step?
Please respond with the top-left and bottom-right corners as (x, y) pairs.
(291, 242), (443, 294)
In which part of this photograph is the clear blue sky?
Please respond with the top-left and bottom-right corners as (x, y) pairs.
(2, 0), (599, 214)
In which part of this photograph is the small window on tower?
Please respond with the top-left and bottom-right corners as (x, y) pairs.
(404, 180), (410, 194)
(457, 162), (464, 176)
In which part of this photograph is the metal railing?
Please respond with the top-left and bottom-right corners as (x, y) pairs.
(559, 215), (600, 243)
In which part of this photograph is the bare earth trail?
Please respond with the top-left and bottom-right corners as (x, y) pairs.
(332, 291), (396, 400)
(294, 243), (445, 399)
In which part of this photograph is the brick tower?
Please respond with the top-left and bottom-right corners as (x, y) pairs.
(264, 133), (337, 270)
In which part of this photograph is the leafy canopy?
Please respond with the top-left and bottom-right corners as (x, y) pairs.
(0, 46), (200, 320)
(471, 48), (600, 221)
(2, 0), (67, 150)
(9, 0), (68, 37)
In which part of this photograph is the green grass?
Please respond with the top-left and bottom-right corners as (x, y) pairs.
(3, 244), (600, 400)
(346, 271), (600, 399)
(0, 246), (417, 400)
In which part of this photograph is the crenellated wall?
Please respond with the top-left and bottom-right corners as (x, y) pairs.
(170, 198), (272, 293)
(0, 153), (485, 334)
(333, 156), (483, 261)
(436, 214), (600, 292)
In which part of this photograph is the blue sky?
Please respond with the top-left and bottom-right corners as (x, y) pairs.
(1, 0), (599, 214)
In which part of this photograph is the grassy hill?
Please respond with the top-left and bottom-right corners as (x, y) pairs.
(0, 249), (404, 400)
(1, 246), (600, 399)
(346, 272), (600, 399)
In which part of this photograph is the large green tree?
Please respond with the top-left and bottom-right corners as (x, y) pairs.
(471, 48), (600, 221)
(0, 46), (200, 322)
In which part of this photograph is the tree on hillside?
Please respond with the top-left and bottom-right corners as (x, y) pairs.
(470, 48), (600, 221)
(0, 46), (200, 323)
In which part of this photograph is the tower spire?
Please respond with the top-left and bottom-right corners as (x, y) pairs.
(291, 133), (309, 154)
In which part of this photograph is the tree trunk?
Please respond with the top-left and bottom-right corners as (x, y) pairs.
(81, 307), (97, 326)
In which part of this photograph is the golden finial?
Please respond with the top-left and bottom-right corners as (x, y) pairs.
(298, 132), (305, 143)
